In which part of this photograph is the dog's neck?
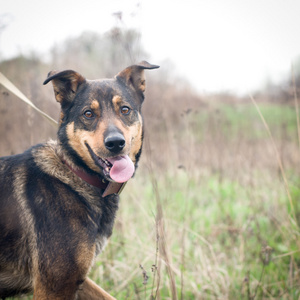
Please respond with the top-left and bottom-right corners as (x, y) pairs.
(62, 158), (126, 197)
(55, 143), (126, 197)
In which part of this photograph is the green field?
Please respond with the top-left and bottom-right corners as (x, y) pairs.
(97, 175), (300, 299)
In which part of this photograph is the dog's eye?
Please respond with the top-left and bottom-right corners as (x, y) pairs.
(121, 106), (131, 115)
(83, 110), (94, 119)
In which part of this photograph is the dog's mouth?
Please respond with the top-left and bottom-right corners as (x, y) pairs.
(86, 143), (135, 183)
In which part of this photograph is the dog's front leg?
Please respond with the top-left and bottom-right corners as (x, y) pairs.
(77, 277), (116, 300)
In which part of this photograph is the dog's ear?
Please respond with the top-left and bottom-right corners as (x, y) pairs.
(116, 61), (159, 96)
(43, 70), (86, 107)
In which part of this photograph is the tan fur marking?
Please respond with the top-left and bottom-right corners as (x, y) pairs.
(112, 95), (122, 106)
(76, 244), (96, 276)
(59, 111), (64, 125)
(112, 95), (122, 114)
(140, 78), (146, 92)
(66, 123), (101, 173)
(91, 100), (99, 111)
(90, 100), (101, 117)
(137, 72), (146, 92)
(127, 115), (143, 163)
(54, 90), (63, 103)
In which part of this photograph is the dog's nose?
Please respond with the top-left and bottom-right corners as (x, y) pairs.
(104, 133), (125, 153)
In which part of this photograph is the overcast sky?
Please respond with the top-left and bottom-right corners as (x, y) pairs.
(1, 0), (300, 94)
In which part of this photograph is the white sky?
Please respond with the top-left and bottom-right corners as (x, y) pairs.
(1, 0), (300, 94)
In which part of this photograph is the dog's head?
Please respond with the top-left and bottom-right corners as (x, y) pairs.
(44, 61), (159, 183)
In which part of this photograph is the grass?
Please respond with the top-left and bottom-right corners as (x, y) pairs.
(94, 168), (300, 299)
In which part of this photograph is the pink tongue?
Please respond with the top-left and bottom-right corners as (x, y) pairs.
(107, 155), (135, 183)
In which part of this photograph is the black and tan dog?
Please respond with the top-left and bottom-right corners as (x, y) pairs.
(0, 61), (159, 299)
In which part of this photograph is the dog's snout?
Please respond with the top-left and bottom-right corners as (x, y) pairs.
(104, 133), (125, 153)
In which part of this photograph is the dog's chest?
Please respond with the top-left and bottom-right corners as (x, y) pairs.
(90, 195), (119, 257)
(32, 143), (120, 253)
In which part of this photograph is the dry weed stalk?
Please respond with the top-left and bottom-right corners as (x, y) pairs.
(151, 175), (177, 300)
(146, 139), (178, 300)
(150, 229), (160, 300)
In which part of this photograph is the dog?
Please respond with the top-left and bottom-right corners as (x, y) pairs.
(0, 61), (159, 300)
